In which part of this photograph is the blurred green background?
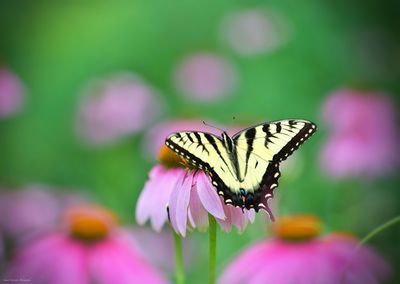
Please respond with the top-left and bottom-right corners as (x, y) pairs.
(0, 1), (399, 283)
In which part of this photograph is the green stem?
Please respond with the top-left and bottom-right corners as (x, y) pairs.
(173, 232), (185, 284)
(208, 214), (217, 284)
(340, 215), (400, 284)
(356, 215), (400, 249)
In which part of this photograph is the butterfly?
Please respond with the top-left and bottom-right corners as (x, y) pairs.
(165, 119), (316, 219)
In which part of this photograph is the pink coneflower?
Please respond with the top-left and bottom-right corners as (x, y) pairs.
(173, 53), (238, 102)
(320, 88), (399, 178)
(136, 146), (255, 237)
(0, 67), (25, 118)
(220, 9), (290, 56)
(219, 215), (391, 284)
(5, 205), (168, 284)
(129, 228), (191, 273)
(77, 72), (163, 145)
(0, 185), (82, 243)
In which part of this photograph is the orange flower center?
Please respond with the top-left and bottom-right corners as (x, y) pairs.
(159, 145), (193, 169)
(65, 205), (118, 241)
(273, 215), (322, 241)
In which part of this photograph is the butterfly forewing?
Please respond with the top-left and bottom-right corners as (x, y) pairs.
(233, 119), (316, 163)
(166, 132), (240, 194)
(231, 120), (316, 206)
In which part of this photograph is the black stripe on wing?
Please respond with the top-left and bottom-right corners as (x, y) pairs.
(230, 120), (317, 217)
(165, 135), (241, 208)
(165, 133), (208, 171)
(265, 121), (317, 162)
(231, 151), (281, 217)
(244, 127), (256, 177)
(203, 133), (232, 172)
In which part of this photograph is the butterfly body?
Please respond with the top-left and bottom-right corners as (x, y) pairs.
(165, 119), (316, 217)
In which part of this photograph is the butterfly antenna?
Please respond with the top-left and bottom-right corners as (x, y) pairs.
(202, 120), (226, 133)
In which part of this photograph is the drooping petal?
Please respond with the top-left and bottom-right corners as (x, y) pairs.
(135, 181), (156, 226)
(168, 172), (192, 236)
(188, 182), (209, 230)
(216, 204), (251, 233)
(135, 165), (165, 226)
(229, 206), (248, 232)
(216, 204), (233, 232)
(245, 209), (256, 223)
(196, 172), (225, 220)
(150, 168), (184, 231)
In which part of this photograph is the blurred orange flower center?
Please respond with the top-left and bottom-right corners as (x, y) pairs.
(273, 215), (322, 241)
(66, 205), (118, 241)
(158, 145), (191, 169)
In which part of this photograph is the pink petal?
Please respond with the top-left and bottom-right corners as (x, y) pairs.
(188, 184), (209, 230)
(135, 165), (164, 226)
(196, 172), (225, 219)
(219, 242), (272, 284)
(89, 236), (168, 284)
(150, 168), (184, 231)
(216, 204), (233, 232)
(219, 237), (391, 284)
(168, 172), (192, 236)
(229, 206), (248, 232)
(187, 208), (195, 228)
(216, 204), (250, 232)
(245, 209), (256, 223)
(5, 234), (89, 284)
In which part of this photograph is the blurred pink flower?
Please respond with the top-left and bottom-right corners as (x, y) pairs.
(321, 89), (399, 178)
(5, 205), (168, 284)
(130, 227), (192, 272)
(77, 73), (163, 145)
(0, 232), (4, 269)
(0, 67), (25, 118)
(0, 185), (82, 243)
(219, 215), (391, 284)
(220, 9), (290, 56)
(136, 147), (255, 237)
(173, 53), (238, 102)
